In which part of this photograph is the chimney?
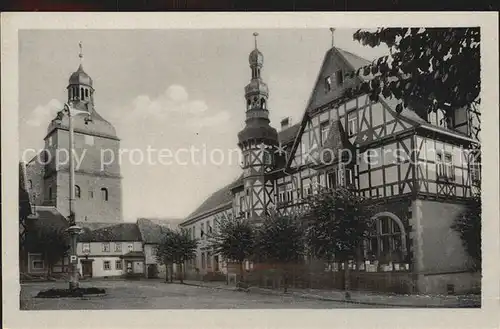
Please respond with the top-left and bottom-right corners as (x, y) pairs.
(280, 117), (291, 130)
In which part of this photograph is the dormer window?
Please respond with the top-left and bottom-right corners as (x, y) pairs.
(428, 109), (449, 128)
(325, 76), (332, 93)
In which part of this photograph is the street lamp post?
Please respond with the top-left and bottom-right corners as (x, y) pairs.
(58, 102), (92, 290)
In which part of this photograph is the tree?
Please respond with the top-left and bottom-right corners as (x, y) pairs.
(174, 228), (198, 284)
(254, 212), (305, 292)
(25, 226), (70, 278)
(350, 28), (480, 116)
(452, 189), (481, 270)
(156, 228), (198, 284)
(207, 217), (255, 284)
(306, 187), (375, 298)
(155, 229), (176, 283)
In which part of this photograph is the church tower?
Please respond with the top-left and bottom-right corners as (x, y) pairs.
(41, 43), (123, 223)
(237, 33), (278, 223)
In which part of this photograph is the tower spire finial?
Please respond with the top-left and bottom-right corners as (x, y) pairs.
(253, 32), (259, 49)
(330, 28), (336, 48)
(78, 41), (83, 63)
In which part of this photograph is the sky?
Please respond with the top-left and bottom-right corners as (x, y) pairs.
(19, 29), (389, 222)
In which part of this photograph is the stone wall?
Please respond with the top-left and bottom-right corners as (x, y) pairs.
(410, 199), (477, 294)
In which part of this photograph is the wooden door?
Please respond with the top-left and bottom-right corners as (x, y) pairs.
(82, 262), (93, 278)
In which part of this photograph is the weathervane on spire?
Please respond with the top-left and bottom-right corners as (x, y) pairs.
(78, 41), (83, 62)
(330, 28), (336, 48)
(253, 32), (259, 49)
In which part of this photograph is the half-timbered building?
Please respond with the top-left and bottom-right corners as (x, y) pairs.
(180, 33), (481, 294)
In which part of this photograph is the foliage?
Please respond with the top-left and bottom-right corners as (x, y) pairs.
(25, 226), (70, 276)
(305, 187), (375, 262)
(452, 190), (481, 270)
(254, 211), (305, 264)
(350, 28), (480, 114)
(156, 228), (198, 282)
(156, 228), (198, 264)
(254, 212), (305, 292)
(207, 217), (255, 271)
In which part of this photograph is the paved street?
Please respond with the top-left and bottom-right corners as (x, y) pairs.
(21, 279), (385, 309)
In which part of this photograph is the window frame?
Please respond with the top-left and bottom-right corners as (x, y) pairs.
(115, 260), (122, 270)
(320, 120), (330, 146)
(102, 242), (110, 252)
(100, 188), (109, 201)
(336, 70), (344, 86)
(347, 112), (358, 137)
(436, 151), (455, 181)
(103, 261), (111, 271)
(115, 243), (122, 252)
(82, 243), (91, 254)
(324, 76), (332, 93)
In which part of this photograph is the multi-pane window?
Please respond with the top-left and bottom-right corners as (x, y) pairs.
(347, 112), (358, 137)
(436, 152), (455, 181)
(115, 260), (122, 270)
(277, 185), (286, 203)
(325, 76), (332, 92)
(244, 154), (250, 166)
(103, 261), (111, 271)
(320, 121), (330, 146)
(428, 108), (450, 128)
(302, 178), (313, 198)
(367, 216), (407, 271)
(115, 243), (122, 252)
(286, 185), (294, 203)
(127, 244), (133, 252)
(327, 171), (337, 189)
(82, 243), (90, 254)
(102, 243), (110, 252)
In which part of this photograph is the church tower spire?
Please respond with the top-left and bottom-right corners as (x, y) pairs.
(237, 33), (278, 222)
(67, 41), (94, 111)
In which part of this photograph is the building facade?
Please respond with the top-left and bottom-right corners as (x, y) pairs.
(180, 33), (481, 294)
(77, 223), (144, 278)
(25, 52), (123, 224)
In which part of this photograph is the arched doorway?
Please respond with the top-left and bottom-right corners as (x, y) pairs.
(365, 212), (409, 272)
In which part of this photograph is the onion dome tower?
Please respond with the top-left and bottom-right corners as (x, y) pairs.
(237, 33), (278, 222)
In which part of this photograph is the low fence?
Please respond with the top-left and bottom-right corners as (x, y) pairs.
(243, 264), (418, 294)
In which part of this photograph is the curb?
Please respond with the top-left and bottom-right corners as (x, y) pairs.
(187, 282), (480, 308)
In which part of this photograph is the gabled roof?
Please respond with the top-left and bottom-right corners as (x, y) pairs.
(316, 120), (354, 165)
(30, 206), (69, 231)
(76, 222), (117, 231)
(278, 123), (301, 145)
(79, 222), (142, 242)
(137, 218), (172, 244)
(182, 176), (242, 224)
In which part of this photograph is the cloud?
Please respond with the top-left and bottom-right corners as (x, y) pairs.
(127, 85), (208, 121)
(26, 99), (63, 127)
(189, 111), (231, 128)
